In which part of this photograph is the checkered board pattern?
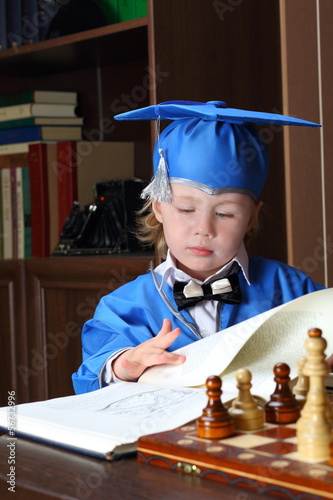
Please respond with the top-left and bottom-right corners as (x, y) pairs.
(138, 421), (333, 500)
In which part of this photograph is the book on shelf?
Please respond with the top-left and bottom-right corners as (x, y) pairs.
(118, 0), (136, 22)
(55, 141), (135, 237)
(0, 288), (332, 459)
(0, 116), (84, 130)
(29, 142), (50, 258)
(1, 168), (12, 259)
(0, 151), (30, 259)
(22, 166), (32, 258)
(0, 103), (79, 122)
(38, 0), (59, 41)
(0, 142), (37, 156)
(22, 0), (39, 44)
(0, 90), (78, 108)
(0, 0), (7, 50)
(0, 125), (82, 144)
(6, 0), (22, 49)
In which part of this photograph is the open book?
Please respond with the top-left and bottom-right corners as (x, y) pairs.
(0, 287), (331, 459)
(139, 287), (333, 400)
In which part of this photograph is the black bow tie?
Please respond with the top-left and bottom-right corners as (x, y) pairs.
(173, 273), (242, 311)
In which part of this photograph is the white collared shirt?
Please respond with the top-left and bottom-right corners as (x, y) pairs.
(155, 242), (250, 337)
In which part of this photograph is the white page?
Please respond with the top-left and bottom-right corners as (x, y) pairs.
(0, 383), (211, 457)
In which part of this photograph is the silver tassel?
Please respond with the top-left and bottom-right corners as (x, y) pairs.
(141, 148), (173, 202)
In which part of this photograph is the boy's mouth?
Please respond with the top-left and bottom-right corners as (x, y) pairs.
(189, 247), (213, 257)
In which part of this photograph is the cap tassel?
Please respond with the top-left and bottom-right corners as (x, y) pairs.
(141, 148), (173, 202)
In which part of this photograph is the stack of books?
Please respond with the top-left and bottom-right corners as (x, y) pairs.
(0, 90), (83, 144)
(0, 88), (135, 260)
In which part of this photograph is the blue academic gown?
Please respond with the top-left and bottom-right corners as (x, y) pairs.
(72, 257), (324, 395)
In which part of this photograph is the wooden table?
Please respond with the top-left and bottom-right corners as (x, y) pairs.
(0, 433), (280, 500)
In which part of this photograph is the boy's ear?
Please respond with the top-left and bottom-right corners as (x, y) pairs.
(247, 200), (263, 231)
(152, 201), (163, 223)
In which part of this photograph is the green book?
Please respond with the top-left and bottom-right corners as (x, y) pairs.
(94, 0), (118, 23)
(135, 0), (147, 18)
(118, 0), (135, 22)
(22, 166), (32, 259)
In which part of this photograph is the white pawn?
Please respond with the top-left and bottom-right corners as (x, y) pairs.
(297, 329), (332, 460)
(228, 368), (264, 431)
(292, 356), (309, 408)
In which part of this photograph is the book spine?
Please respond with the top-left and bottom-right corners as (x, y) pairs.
(1, 168), (13, 259)
(118, 0), (136, 21)
(95, 0), (118, 23)
(135, 0), (147, 18)
(29, 143), (50, 257)
(0, 126), (42, 145)
(21, 166), (32, 258)
(56, 141), (78, 236)
(38, 0), (59, 42)
(21, 0), (39, 44)
(0, 104), (33, 122)
(6, 0), (22, 48)
(0, 0), (7, 50)
(10, 167), (18, 258)
(15, 167), (25, 258)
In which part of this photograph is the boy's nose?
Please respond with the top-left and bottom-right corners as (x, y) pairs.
(195, 213), (215, 238)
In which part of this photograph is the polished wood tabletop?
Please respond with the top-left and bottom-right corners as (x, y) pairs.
(0, 433), (279, 500)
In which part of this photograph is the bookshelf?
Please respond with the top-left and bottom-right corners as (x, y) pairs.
(2, 0), (330, 406)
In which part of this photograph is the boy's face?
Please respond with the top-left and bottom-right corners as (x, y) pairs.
(153, 184), (261, 281)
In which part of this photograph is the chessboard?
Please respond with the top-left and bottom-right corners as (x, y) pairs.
(137, 420), (333, 500)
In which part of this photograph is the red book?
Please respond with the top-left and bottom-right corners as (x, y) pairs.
(29, 143), (50, 257)
(56, 141), (78, 236)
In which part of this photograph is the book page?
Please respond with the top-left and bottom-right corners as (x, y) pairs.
(0, 382), (208, 457)
(139, 288), (333, 399)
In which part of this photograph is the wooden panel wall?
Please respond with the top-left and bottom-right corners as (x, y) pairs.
(280, 0), (333, 287)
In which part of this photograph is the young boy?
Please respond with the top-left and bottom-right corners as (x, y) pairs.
(72, 100), (326, 395)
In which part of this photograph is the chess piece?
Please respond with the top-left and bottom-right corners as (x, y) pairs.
(197, 375), (235, 439)
(330, 433), (333, 467)
(292, 356), (309, 409)
(228, 368), (264, 431)
(297, 328), (332, 460)
(265, 363), (301, 424)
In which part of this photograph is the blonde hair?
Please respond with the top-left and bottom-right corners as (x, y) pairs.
(135, 198), (262, 260)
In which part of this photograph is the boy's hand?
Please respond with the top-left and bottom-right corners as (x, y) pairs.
(327, 354), (333, 372)
(112, 319), (186, 382)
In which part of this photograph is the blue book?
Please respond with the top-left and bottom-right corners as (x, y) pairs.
(38, 0), (60, 41)
(22, 0), (39, 44)
(0, 125), (82, 144)
(6, 0), (22, 48)
(0, 0), (7, 50)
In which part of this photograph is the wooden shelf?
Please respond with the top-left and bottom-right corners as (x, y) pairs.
(0, 17), (148, 77)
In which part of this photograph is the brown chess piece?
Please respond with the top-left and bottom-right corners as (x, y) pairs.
(330, 432), (333, 467)
(197, 375), (235, 439)
(265, 362), (301, 424)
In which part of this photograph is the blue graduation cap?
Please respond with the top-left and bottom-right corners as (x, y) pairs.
(114, 100), (321, 202)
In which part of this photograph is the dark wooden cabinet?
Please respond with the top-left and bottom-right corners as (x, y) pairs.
(0, 256), (153, 406)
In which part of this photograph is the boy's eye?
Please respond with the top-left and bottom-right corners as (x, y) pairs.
(216, 212), (232, 218)
(178, 208), (194, 213)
